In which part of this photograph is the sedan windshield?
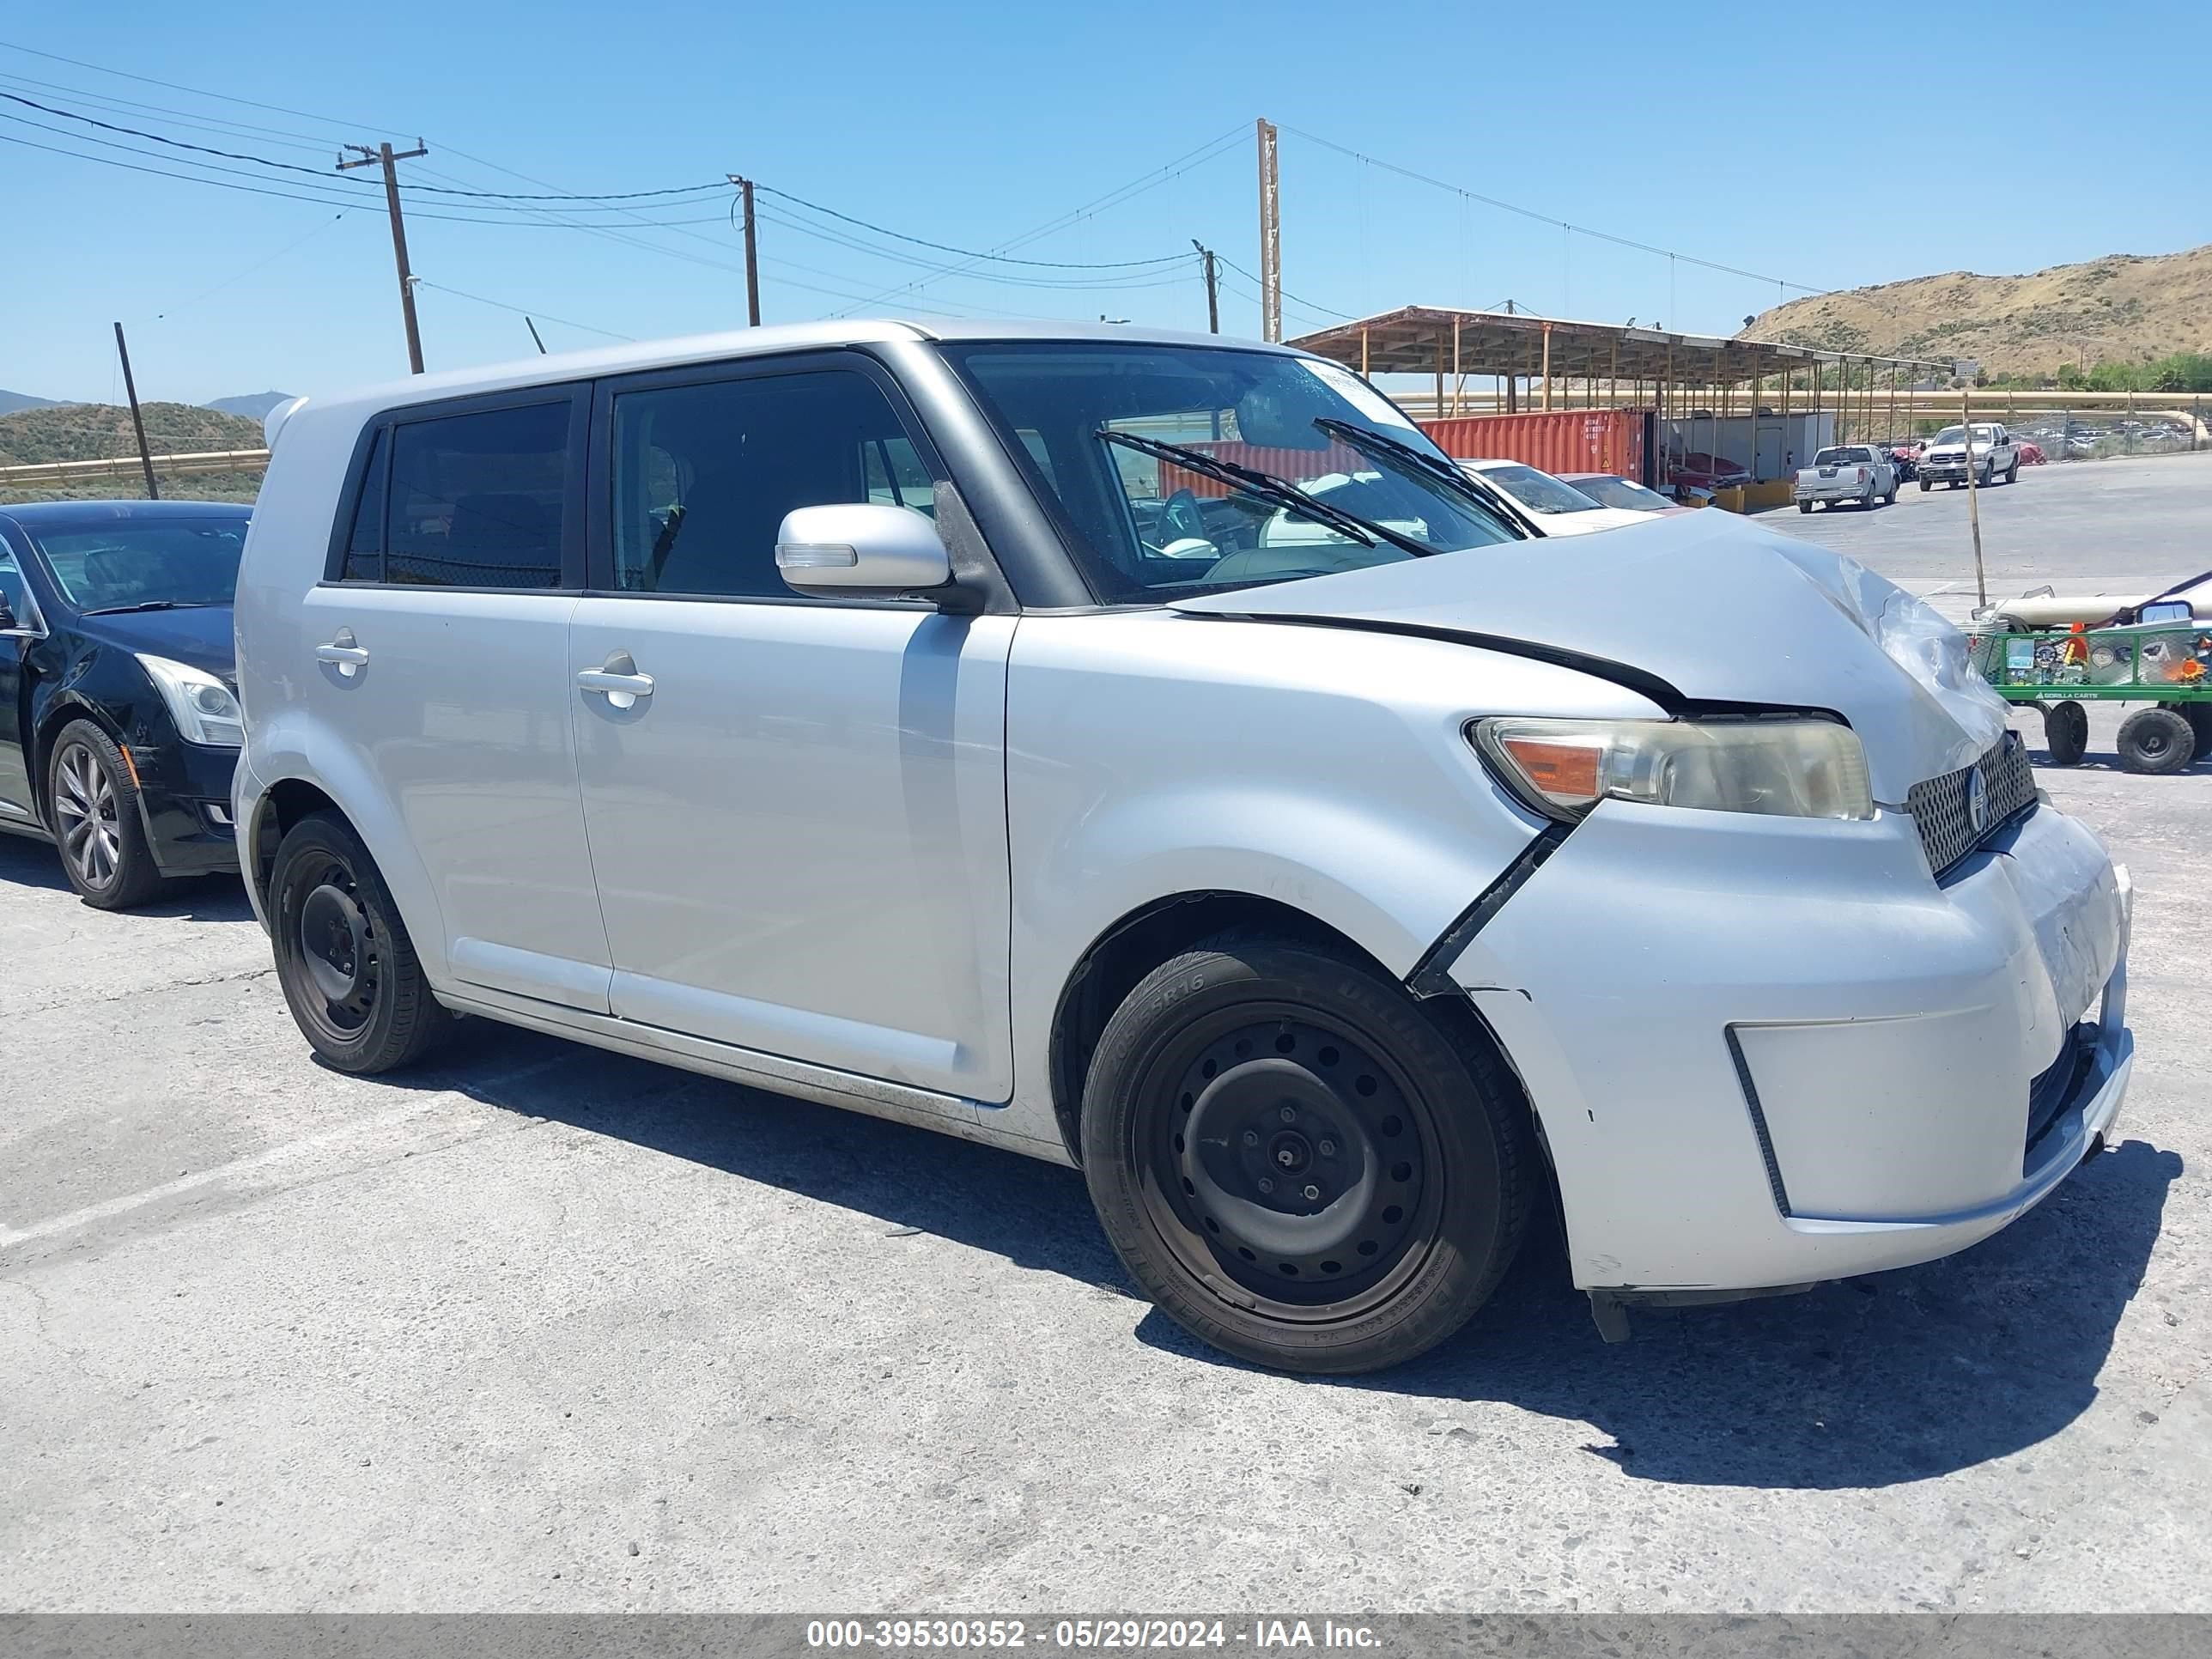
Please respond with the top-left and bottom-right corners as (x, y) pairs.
(943, 343), (1520, 601)
(31, 517), (249, 611)
(1471, 463), (1604, 514)
(1569, 475), (1669, 512)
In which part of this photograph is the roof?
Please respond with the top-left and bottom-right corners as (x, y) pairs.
(291, 318), (1305, 430)
(0, 499), (250, 526)
(1287, 305), (1948, 383)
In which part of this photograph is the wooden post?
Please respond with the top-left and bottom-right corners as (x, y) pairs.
(1360, 325), (1370, 377)
(112, 321), (159, 500)
(1540, 322), (1553, 410)
(1963, 384), (1988, 608)
(1434, 337), (1444, 423)
(1450, 318), (1462, 416)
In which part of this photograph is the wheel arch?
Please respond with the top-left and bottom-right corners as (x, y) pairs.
(1043, 890), (1542, 1184)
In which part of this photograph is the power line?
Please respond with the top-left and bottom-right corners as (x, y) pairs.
(0, 69), (343, 154)
(1215, 254), (1354, 323)
(826, 124), (1249, 316)
(751, 206), (1198, 292)
(416, 281), (634, 343)
(1, 89), (736, 206)
(156, 210), (349, 319)
(752, 183), (1185, 270)
(1279, 125), (1826, 297)
(0, 129), (731, 228)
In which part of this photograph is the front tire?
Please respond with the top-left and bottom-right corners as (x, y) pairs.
(269, 810), (451, 1073)
(1798, 500), (1813, 514)
(1080, 936), (1532, 1375)
(1920, 479), (1932, 491)
(46, 719), (167, 910)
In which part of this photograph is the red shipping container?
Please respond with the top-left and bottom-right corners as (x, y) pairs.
(1419, 409), (1645, 483)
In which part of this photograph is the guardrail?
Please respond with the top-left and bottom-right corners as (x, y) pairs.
(0, 448), (271, 486)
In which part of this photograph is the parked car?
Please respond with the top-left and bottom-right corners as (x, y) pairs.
(2016, 440), (2047, 465)
(1455, 459), (1656, 534)
(1556, 472), (1680, 514)
(0, 501), (248, 908)
(234, 323), (2134, 1374)
(1795, 445), (1898, 512)
(1664, 450), (1752, 495)
(1919, 422), (2020, 489)
(1879, 445), (1917, 483)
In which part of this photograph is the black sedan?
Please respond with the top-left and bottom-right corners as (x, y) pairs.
(0, 500), (249, 908)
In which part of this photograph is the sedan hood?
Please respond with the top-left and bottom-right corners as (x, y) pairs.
(1171, 511), (2005, 803)
(73, 603), (236, 679)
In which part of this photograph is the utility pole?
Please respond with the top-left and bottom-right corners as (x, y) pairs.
(1192, 240), (1219, 333)
(112, 321), (159, 500)
(338, 141), (429, 374)
(1962, 382), (1988, 609)
(1255, 118), (1281, 343)
(727, 176), (762, 325)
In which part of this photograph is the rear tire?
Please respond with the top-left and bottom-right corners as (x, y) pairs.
(2116, 708), (2194, 775)
(269, 810), (451, 1073)
(2043, 700), (2088, 767)
(2004, 459), (2020, 484)
(45, 719), (168, 911)
(1080, 936), (1532, 1376)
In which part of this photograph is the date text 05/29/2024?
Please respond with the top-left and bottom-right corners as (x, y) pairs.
(805, 1620), (1383, 1651)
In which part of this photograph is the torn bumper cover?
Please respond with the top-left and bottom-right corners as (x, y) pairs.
(1441, 797), (2131, 1296)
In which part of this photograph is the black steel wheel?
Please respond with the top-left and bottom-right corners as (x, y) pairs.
(270, 810), (449, 1073)
(2160, 701), (2212, 762)
(2043, 700), (2089, 767)
(2117, 707), (2194, 775)
(1081, 936), (1532, 1375)
(45, 718), (167, 910)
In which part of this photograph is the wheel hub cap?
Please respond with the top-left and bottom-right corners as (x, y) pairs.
(1164, 1018), (1427, 1297)
(301, 881), (370, 1006)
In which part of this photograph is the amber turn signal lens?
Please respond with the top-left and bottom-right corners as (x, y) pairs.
(1497, 737), (1602, 803)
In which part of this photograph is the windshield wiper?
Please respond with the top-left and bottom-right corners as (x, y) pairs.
(80, 599), (217, 616)
(1095, 429), (1437, 559)
(1310, 416), (1524, 536)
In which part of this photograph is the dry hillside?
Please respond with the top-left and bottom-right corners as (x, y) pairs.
(0, 402), (264, 504)
(1741, 245), (2212, 379)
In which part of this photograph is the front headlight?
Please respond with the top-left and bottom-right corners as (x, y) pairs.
(1472, 717), (1874, 823)
(137, 653), (244, 748)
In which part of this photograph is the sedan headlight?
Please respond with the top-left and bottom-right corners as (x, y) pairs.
(137, 653), (244, 747)
(1472, 717), (1874, 822)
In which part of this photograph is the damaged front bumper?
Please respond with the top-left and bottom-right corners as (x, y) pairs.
(1440, 796), (2132, 1318)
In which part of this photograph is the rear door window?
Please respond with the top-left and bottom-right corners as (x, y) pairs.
(379, 402), (571, 588)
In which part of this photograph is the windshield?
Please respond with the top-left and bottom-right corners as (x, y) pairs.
(1569, 475), (1668, 512)
(943, 343), (1520, 601)
(1931, 426), (1996, 447)
(1469, 463), (1603, 514)
(31, 517), (248, 611)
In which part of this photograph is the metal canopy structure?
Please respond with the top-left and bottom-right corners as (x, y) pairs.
(1287, 304), (1948, 408)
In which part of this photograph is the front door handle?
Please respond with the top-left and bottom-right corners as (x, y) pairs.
(316, 628), (368, 678)
(577, 652), (653, 711)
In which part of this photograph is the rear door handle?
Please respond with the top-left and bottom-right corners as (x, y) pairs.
(577, 652), (653, 711)
(315, 629), (368, 678)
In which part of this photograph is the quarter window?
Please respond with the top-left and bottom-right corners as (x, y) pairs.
(342, 427), (387, 581)
(380, 403), (570, 588)
(610, 369), (933, 599)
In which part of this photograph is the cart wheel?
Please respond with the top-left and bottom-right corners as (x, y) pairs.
(2117, 707), (2195, 775)
(2043, 700), (2089, 767)
(2159, 702), (2212, 763)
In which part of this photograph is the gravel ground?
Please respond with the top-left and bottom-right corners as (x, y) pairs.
(1, 453), (2207, 1613)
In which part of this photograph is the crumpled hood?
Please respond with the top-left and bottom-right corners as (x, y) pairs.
(1170, 511), (2006, 803)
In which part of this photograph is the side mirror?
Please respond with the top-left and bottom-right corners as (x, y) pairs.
(775, 503), (951, 599)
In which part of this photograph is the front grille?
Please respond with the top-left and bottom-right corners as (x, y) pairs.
(1905, 732), (2037, 878)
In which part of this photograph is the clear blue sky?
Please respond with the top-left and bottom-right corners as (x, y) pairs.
(4, 0), (2204, 405)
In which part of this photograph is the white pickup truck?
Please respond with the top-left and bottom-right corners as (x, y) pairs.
(1794, 445), (1896, 512)
(1918, 422), (2019, 490)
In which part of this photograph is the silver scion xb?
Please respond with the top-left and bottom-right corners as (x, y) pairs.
(234, 323), (2133, 1374)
